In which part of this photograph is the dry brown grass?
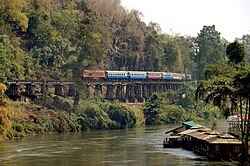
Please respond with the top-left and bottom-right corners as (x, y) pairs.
(0, 84), (7, 94)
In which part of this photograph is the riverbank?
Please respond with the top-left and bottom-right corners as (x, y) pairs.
(0, 93), (201, 142)
(0, 98), (148, 142)
(0, 101), (80, 142)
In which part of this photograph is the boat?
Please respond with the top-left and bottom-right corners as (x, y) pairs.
(163, 121), (242, 161)
(163, 134), (182, 148)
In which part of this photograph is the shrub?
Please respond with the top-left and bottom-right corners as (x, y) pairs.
(106, 103), (136, 129)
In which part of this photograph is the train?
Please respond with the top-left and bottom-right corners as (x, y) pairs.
(82, 70), (191, 81)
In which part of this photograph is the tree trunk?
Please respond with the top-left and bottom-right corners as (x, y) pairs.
(245, 97), (250, 163)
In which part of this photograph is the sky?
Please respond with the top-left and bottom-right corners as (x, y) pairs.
(121, 0), (250, 42)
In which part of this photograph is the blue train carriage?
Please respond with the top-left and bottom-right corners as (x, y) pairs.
(106, 71), (129, 79)
(128, 71), (147, 79)
(162, 72), (173, 81)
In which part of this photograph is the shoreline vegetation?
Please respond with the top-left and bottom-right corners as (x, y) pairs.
(0, 87), (221, 142)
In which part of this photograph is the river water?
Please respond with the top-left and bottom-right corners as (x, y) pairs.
(0, 120), (236, 166)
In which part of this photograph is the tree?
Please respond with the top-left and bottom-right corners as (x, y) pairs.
(143, 22), (163, 71)
(174, 35), (196, 76)
(177, 84), (196, 111)
(108, 9), (146, 70)
(0, 35), (23, 82)
(226, 40), (247, 64)
(143, 93), (164, 125)
(0, 0), (29, 32)
(194, 25), (226, 80)
(161, 36), (183, 72)
(238, 34), (250, 63)
(196, 41), (250, 164)
(106, 103), (136, 129)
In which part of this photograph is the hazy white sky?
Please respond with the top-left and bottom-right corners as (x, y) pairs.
(121, 0), (250, 41)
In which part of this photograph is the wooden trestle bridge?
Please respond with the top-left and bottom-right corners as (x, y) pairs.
(7, 79), (187, 102)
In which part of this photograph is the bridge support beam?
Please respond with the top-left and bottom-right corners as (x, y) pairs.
(126, 84), (137, 103)
(8, 83), (21, 100)
(55, 84), (65, 97)
(149, 84), (154, 97)
(94, 84), (103, 96)
(25, 83), (36, 99)
(105, 84), (115, 101)
(142, 84), (148, 99)
(116, 84), (126, 102)
(41, 83), (50, 95)
(68, 85), (76, 97)
(85, 84), (90, 98)
(135, 84), (145, 102)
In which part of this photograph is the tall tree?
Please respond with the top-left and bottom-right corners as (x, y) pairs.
(161, 36), (183, 72)
(0, 35), (24, 82)
(194, 25), (226, 80)
(226, 40), (247, 64)
(0, 35), (12, 83)
(143, 22), (163, 71)
(143, 93), (164, 125)
(238, 34), (250, 63)
(175, 35), (196, 75)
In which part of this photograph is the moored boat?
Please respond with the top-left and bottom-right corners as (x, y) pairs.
(163, 121), (242, 161)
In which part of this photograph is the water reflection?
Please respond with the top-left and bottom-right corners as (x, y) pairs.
(0, 121), (236, 166)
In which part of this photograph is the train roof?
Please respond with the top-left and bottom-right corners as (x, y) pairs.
(128, 71), (147, 74)
(106, 71), (128, 73)
(147, 71), (163, 73)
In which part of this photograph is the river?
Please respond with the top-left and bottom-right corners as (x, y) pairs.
(0, 120), (236, 166)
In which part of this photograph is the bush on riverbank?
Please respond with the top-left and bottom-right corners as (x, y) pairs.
(143, 93), (186, 125)
(76, 100), (137, 130)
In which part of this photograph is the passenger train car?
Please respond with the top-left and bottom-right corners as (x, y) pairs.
(82, 70), (191, 81)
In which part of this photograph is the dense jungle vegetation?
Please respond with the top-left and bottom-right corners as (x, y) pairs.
(0, 0), (250, 155)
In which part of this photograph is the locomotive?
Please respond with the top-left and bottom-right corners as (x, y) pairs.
(82, 70), (191, 81)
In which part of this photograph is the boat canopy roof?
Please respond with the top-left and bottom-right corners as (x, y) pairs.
(182, 121), (197, 127)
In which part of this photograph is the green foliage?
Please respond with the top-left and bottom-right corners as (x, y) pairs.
(196, 41), (250, 163)
(76, 101), (136, 130)
(143, 93), (164, 125)
(1, 0), (245, 85)
(105, 103), (136, 129)
(238, 34), (250, 63)
(226, 40), (247, 64)
(0, 0), (29, 32)
(176, 84), (196, 110)
(143, 22), (163, 71)
(163, 105), (185, 123)
(194, 25), (226, 80)
(161, 37), (183, 72)
(77, 102), (112, 130)
(13, 123), (25, 133)
(46, 96), (73, 112)
(61, 112), (80, 132)
(143, 93), (188, 125)
(0, 35), (19, 82)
